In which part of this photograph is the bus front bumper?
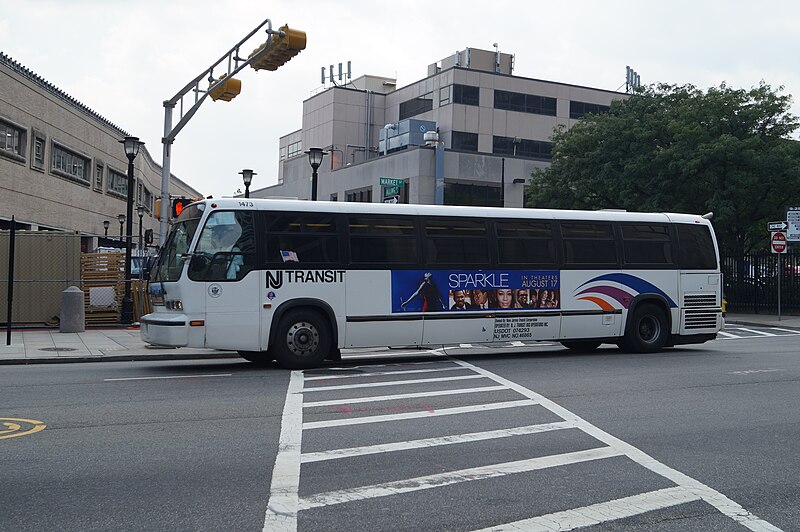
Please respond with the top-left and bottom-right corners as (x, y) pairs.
(140, 313), (189, 347)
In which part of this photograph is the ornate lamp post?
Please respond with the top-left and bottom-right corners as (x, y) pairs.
(305, 147), (325, 201)
(103, 220), (110, 238)
(137, 204), (145, 253)
(117, 214), (125, 241)
(239, 169), (256, 199)
(119, 136), (144, 324)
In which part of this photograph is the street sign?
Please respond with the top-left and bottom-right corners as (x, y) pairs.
(384, 196), (399, 204)
(380, 177), (404, 188)
(771, 231), (787, 254)
(767, 221), (788, 231)
(787, 207), (800, 242)
(383, 186), (400, 196)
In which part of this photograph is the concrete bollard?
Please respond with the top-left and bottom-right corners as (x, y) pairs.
(60, 286), (85, 333)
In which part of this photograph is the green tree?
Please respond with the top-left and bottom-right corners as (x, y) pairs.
(527, 82), (800, 255)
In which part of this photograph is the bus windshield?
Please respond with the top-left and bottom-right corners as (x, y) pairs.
(152, 206), (204, 282)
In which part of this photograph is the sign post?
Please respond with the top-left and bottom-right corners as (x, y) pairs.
(788, 207), (800, 242)
(771, 231), (787, 321)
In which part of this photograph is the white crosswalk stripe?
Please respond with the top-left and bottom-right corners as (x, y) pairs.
(264, 353), (783, 532)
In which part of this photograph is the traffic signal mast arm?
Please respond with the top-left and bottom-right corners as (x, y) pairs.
(158, 18), (306, 245)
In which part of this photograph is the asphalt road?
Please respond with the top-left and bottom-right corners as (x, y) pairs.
(2, 325), (798, 531)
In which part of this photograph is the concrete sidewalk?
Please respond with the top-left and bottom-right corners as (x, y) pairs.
(0, 327), (237, 365)
(1, 313), (797, 365)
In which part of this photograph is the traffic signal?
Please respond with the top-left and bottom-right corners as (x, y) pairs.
(171, 198), (193, 218)
(209, 74), (242, 102)
(144, 228), (154, 245)
(154, 198), (162, 220)
(249, 24), (306, 71)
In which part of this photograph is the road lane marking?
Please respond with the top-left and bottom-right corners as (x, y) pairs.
(453, 358), (782, 532)
(302, 385), (508, 408)
(262, 370), (304, 532)
(300, 421), (574, 463)
(303, 400), (537, 429)
(103, 374), (232, 381)
(298, 446), (620, 510)
(768, 327), (800, 334)
(304, 366), (465, 381)
(735, 327), (777, 337)
(717, 331), (740, 338)
(302, 374), (485, 392)
(0, 418), (46, 440)
(473, 486), (702, 531)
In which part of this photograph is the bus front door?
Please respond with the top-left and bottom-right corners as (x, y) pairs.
(203, 273), (261, 351)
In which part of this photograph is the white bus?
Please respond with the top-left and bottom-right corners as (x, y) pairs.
(141, 198), (723, 369)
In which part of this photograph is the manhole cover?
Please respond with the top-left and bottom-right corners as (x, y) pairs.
(39, 347), (77, 352)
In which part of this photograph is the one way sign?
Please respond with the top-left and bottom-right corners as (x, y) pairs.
(768, 221), (788, 231)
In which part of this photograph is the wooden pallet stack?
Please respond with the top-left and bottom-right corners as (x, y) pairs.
(81, 252), (125, 325)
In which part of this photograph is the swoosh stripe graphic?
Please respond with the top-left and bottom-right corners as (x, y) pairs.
(577, 296), (616, 311)
(575, 285), (635, 309)
(577, 273), (677, 308)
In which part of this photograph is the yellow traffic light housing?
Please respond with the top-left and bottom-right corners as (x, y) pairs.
(154, 198), (162, 220)
(249, 24), (306, 71)
(209, 74), (242, 102)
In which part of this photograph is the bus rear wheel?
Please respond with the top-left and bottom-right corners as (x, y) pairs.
(622, 303), (668, 353)
(272, 310), (332, 370)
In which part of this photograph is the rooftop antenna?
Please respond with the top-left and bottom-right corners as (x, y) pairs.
(625, 65), (641, 93)
(493, 43), (500, 73)
(321, 60), (352, 87)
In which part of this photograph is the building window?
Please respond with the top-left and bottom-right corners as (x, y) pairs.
(444, 182), (501, 207)
(0, 118), (26, 162)
(451, 131), (478, 152)
(286, 141), (302, 159)
(29, 128), (46, 170)
(494, 90), (556, 116)
(143, 187), (153, 212)
(346, 187), (372, 203)
(399, 93), (433, 120)
(279, 146), (288, 161)
(453, 84), (479, 106)
(570, 101), (610, 119)
(94, 160), (104, 192)
(439, 86), (452, 106)
(107, 168), (128, 198)
(51, 142), (89, 184)
(493, 136), (552, 160)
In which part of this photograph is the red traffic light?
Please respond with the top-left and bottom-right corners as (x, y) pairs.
(171, 198), (193, 218)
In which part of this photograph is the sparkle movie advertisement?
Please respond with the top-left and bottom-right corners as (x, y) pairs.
(391, 270), (561, 312)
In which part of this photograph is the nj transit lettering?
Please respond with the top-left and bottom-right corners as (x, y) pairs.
(267, 270), (345, 289)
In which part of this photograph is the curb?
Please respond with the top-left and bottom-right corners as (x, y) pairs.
(0, 351), (240, 366)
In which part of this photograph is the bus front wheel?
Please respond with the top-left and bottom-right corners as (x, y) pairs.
(272, 310), (332, 369)
(622, 303), (668, 353)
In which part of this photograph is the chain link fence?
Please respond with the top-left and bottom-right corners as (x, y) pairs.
(1, 230), (151, 327)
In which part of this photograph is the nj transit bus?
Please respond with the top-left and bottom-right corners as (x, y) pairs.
(141, 199), (723, 369)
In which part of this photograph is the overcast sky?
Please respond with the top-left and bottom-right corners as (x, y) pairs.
(3, 0), (799, 198)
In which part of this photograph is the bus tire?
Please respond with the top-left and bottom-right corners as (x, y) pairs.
(622, 303), (668, 353)
(272, 309), (331, 370)
(238, 350), (272, 365)
(560, 340), (601, 352)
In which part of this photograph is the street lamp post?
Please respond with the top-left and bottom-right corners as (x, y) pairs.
(117, 214), (125, 241)
(119, 136), (144, 324)
(305, 147), (325, 201)
(239, 169), (256, 199)
(137, 205), (145, 253)
(103, 220), (110, 238)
